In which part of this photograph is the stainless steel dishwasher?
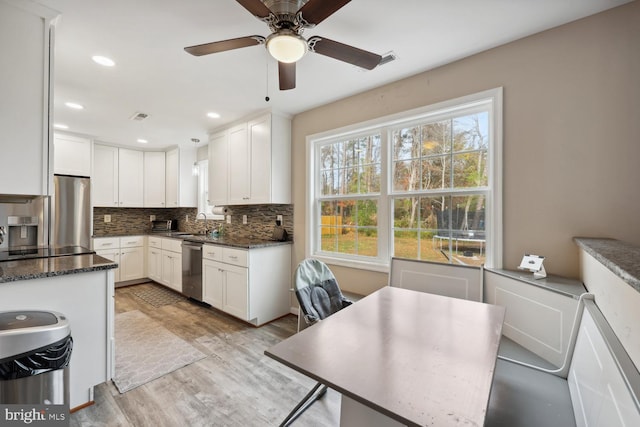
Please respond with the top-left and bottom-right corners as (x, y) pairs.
(182, 241), (203, 301)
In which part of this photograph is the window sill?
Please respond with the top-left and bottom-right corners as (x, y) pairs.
(312, 254), (390, 273)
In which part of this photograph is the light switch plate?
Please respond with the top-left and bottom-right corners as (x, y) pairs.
(242, 215), (247, 224)
(104, 215), (111, 223)
(150, 215), (156, 221)
(226, 215), (231, 224)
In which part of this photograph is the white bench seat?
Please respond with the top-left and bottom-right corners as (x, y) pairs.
(487, 359), (576, 427)
(486, 299), (640, 427)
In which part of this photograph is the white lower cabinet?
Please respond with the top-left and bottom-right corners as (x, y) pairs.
(222, 264), (249, 319)
(202, 244), (291, 326)
(93, 236), (145, 283)
(203, 258), (223, 308)
(161, 251), (182, 292)
(147, 236), (182, 292)
(152, 237), (181, 292)
(96, 248), (120, 282)
(147, 236), (162, 283)
(120, 247), (145, 281)
(147, 247), (162, 283)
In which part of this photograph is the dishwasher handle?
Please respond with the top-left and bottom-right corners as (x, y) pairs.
(182, 242), (203, 251)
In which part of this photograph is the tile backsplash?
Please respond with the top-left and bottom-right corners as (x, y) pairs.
(93, 204), (293, 241)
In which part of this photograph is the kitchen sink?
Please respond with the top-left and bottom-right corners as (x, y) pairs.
(172, 232), (203, 238)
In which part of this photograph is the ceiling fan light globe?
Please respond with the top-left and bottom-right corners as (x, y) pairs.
(266, 32), (307, 63)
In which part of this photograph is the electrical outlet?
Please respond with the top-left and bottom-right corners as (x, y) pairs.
(104, 215), (111, 223)
(276, 215), (283, 224)
(150, 215), (156, 221)
(242, 215), (247, 225)
(226, 215), (231, 224)
(186, 215), (189, 222)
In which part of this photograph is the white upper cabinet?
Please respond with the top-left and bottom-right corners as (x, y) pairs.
(0, 0), (58, 195)
(93, 145), (195, 208)
(208, 131), (229, 206)
(117, 148), (144, 207)
(165, 148), (179, 207)
(248, 114), (292, 204)
(144, 151), (166, 207)
(53, 133), (92, 177)
(165, 147), (197, 208)
(93, 144), (119, 206)
(93, 145), (143, 207)
(227, 123), (249, 204)
(207, 112), (291, 206)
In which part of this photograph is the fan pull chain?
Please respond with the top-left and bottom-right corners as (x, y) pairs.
(265, 55), (270, 102)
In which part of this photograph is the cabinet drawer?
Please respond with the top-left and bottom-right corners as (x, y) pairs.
(120, 235), (145, 248)
(161, 237), (182, 253)
(203, 244), (223, 261)
(222, 247), (248, 267)
(148, 236), (162, 248)
(93, 237), (120, 250)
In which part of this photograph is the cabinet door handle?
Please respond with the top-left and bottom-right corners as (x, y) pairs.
(102, 243), (113, 246)
(228, 255), (238, 260)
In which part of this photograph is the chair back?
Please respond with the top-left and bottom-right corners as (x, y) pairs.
(294, 259), (352, 324)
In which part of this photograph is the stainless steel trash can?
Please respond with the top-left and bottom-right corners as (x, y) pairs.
(0, 311), (72, 405)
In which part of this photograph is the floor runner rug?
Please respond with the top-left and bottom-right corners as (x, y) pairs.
(113, 310), (206, 393)
(131, 284), (187, 307)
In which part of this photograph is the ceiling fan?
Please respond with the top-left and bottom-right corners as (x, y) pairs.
(184, 0), (383, 90)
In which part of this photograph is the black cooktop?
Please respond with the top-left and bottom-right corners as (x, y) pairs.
(0, 246), (95, 262)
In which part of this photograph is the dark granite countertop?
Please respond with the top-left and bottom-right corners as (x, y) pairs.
(0, 254), (118, 284)
(93, 232), (292, 249)
(574, 237), (640, 292)
(182, 235), (292, 249)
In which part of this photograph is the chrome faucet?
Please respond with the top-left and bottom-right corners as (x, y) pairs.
(196, 212), (208, 235)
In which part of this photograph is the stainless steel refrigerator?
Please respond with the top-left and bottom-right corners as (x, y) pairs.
(52, 175), (91, 248)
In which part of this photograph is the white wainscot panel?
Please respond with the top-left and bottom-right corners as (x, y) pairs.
(495, 287), (563, 357)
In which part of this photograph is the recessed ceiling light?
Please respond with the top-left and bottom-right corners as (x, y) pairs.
(65, 102), (84, 110)
(53, 123), (69, 130)
(92, 55), (115, 67)
(137, 139), (148, 144)
(207, 112), (221, 119)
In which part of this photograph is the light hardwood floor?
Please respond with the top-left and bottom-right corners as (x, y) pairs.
(70, 282), (340, 427)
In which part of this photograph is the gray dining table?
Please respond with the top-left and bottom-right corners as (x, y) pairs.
(265, 286), (506, 426)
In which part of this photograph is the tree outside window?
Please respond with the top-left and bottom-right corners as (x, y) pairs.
(309, 88), (501, 270)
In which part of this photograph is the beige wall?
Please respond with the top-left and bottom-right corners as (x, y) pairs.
(290, 1), (640, 296)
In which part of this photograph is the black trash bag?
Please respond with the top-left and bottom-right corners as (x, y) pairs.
(0, 335), (73, 380)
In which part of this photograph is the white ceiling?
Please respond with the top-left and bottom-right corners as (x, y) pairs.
(39, 0), (629, 150)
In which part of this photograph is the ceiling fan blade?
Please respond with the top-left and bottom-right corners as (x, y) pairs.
(298, 0), (351, 26)
(308, 36), (382, 70)
(279, 62), (296, 90)
(184, 36), (265, 56)
(235, 0), (272, 19)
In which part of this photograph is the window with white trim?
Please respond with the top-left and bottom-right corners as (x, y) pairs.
(196, 160), (225, 220)
(307, 88), (502, 271)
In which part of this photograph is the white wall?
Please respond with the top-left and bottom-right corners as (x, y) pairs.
(290, 1), (640, 295)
